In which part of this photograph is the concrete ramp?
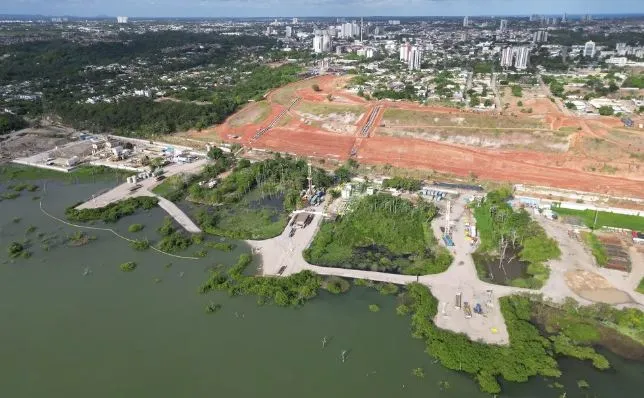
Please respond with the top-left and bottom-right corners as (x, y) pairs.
(156, 196), (202, 233)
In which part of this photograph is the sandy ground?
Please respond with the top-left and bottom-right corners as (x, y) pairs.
(194, 74), (644, 199)
(0, 126), (76, 164)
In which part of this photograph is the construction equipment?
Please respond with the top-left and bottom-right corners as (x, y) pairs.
(463, 302), (472, 319)
(474, 303), (483, 314)
(455, 293), (462, 309)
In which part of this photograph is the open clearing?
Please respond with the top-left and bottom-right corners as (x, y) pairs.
(382, 108), (545, 129)
(193, 74), (644, 198)
(228, 101), (271, 127)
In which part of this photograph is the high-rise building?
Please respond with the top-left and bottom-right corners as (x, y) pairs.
(313, 35), (323, 53)
(463, 16), (469, 27)
(583, 41), (596, 57)
(499, 19), (508, 32)
(533, 30), (548, 43)
(408, 46), (423, 70)
(514, 47), (530, 69)
(341, 22), (353, 38)
(399, 43), (412, 63)
(285, 26), (292, 38)
(562, 13), (567, 23)
(500, 47), (514, 68)
(616, 42), (627, 56)
(292, 17), (298, 24)
(322, 33), (332, 52)
(388, 20), (400, 25)
(117, 16), (129, 24)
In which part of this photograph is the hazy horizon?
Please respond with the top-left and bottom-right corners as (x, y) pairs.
(2, 0), (644, 19)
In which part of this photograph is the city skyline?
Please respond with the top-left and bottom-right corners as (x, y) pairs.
(2, 0), (644, 18)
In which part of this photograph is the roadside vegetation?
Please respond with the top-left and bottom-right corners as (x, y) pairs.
(193, 156), (332, 239)
(66, 196), (158, 223)
(580, 232), (608, 266)
(473, 188), (561, 288)
(637, 278), (644, 294)
(551, 206), (644, 231)
(199, 254), (323, 307)
(128, 223), (144, 233)
(305, 195), (452, 275)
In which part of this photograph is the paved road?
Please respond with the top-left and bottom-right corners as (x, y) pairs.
(249, 199), (527, 345)
(249, 195), (644, 345)
(77, 159), (207, 233)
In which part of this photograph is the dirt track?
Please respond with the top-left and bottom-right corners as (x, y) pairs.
(198, 75), (644, 198)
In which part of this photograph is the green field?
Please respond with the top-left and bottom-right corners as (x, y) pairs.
(637, 278), (644, 294)
(382, 108), (545, 129)
(305, 194), (452, 275)
(552, 207), (644, 231)
(0, 164), (132, 183)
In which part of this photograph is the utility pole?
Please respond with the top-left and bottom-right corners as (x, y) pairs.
(593, 208), (598, 230)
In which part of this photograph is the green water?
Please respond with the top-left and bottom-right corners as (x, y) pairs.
(1, 179), (643, 398)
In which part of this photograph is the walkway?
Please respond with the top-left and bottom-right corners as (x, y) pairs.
(76, 159), (206, 233)
(248, 199), (527, 345)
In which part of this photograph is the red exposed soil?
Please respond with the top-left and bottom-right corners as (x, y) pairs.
(195, 75), (644, 198)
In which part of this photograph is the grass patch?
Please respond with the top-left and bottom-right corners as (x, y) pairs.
(368, 304), (380, 312)
(305, 194), (452, 275)
(552, 206), (644, 230)
(581, 232), (608, 266)
(228, 101), (271, 127)
(322, 276), (351, 294)
(382, 108), (543, 129)
(637, 277), (644, 294)
(0, 164), (132, 183)
(204, 241), (236, 251)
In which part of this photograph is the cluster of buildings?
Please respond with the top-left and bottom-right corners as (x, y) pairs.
(399, 42), (424, 70)
(500, 46), (530, 69)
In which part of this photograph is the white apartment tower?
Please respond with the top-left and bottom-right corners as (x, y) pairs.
(584, 41), (596, 57)
(117, 16), (129, 24)
(500, 47), (514, 68)
(399, 43), (412, 62)
(313, 31), (332, 53)
(285, 26), (292, 38)
(408, 46), (423, 70)
(292, 17), (298, 24)
(463, 16), (469, 27)
(499, 19), (508, 32)
(514, 47), (530, 69)
(533, 30), (548, 43)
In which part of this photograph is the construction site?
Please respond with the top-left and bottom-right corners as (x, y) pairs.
(183, 74), (644, 199)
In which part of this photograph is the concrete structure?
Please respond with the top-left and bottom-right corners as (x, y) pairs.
(313, 32), (332, 53)
(500, 46), (513, 67)
(514, 47), (530, 70)
(408, 46), (423, 70)
(584, 41), (596, 58)
(285, 26), (292, 38)
(116, 16), (128, 24)
(463, 16), (469, 27)
(533, 30), (548, 43)
(499, 19), (508, 32)
(399, 42), (412, 62)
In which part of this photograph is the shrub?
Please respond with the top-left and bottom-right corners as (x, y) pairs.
(128, 223), (144, 232)
(368, 304), (380, 312)
(119, 261), (137, 272)
(322, 276), (351, 294)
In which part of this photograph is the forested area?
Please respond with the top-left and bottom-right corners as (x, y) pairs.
(305, 195), (452, 275)
(0, 32), (302, 136)
(473, 188), (560, 288)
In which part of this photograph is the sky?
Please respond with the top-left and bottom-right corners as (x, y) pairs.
(2, 0), (643, 18)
